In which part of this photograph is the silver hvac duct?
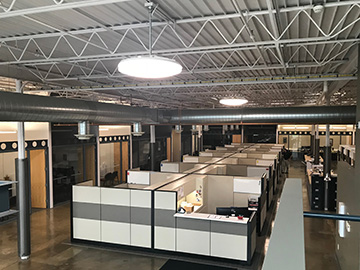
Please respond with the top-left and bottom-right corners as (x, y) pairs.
(0, 91), (356, 124)
(0, 91), (157, 124)
(162, 106), (356, 124)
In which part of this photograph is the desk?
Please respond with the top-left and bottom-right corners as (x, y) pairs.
(174, 212), (255, 261)
(0, 181), (14, 213)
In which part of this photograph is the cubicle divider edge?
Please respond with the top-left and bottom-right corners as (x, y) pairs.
(71, 184), (256, 264)
(247, 211), (257, 263)
(71, 185), (153, 248)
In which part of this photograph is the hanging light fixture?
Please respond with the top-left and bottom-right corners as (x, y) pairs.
(219, 98), (248, 106)
(118, 2), (182, 79)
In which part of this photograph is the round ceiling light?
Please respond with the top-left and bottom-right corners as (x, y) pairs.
(118, 55), (182, 79)
(219, 98), (248, 106)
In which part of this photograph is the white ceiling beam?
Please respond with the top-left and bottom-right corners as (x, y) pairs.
(0, 1), (358, 42)
(34, 73), (357, 92)
(0, 0), (133, 19)
(41, 60), (348, 82)
(1, 38), (358, 66)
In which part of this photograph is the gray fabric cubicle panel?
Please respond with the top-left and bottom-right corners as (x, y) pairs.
(72, 186), (101, 242)
(154, 191), (177, 251)
(130, 189), (152, 248)
(100, 188), (131, 245)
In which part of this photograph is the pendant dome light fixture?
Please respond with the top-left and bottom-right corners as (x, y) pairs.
(118, 2), (182, 79)
(219, 98), (248, 106)
(219, 98), (249, 106)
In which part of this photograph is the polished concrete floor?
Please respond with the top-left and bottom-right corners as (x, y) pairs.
(289, 161), (340, 270)
(0, 161), (340, 270)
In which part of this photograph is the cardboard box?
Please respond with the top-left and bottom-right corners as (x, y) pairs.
(184, 205), (194, 213)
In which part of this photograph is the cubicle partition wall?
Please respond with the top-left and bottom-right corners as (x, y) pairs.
(72, 173), (258, 263)
(174, 211), (256, 261)
(339, 145), (355, 166)
(72, 185), (152, 248)
(71, 143), (284, 265)
(154, 190), (177, 251)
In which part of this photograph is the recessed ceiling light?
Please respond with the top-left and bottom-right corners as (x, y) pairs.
(219, 98), (248, 106)
(118, 56), (182, 79)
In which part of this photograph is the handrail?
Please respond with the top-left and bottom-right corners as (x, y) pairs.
(303, 212), (360, 222)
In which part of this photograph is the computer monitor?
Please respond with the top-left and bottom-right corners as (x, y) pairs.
(216, 207), (254, 217)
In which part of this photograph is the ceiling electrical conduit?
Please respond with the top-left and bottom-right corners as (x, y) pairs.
(0, 91), (355, 124)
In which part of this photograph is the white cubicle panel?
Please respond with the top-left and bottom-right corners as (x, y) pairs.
(247, 166), (269, 178)
(130, 189), (152, 248)
(100, 188), (131, 245)
(210, 221), (248, 260)
(232, 153), (248, 158)
(233, 177), (262, 194)
(176, 217), (211, 256)
(160, 162), (180, 172)
(127, 170), (150, 185)
(256, 159), (273, 167)
(183, 156), (200, 163)
(72, 185), (101, 241)
(199, 152), (213, 157)
(262, 154), (278, 159)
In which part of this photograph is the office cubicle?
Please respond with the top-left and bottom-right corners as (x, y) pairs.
(71, 143), (283, 265)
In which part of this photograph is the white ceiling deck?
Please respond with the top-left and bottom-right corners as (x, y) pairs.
(0, 0), (359, 108)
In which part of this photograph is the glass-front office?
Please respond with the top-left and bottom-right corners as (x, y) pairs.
(99, 135), (130, 187)
(52, 144), (96, 205)
(278, 125), (354, 159)
(52, 124), (97, 205)
(132, 138), (167, 171)
(0, 140), (49, 208)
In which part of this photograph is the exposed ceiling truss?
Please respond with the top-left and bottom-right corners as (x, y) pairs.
(0, 0), (359, 109)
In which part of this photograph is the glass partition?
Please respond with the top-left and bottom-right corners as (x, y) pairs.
(53, 144), (96, 205)
(0, 152), (17, 200)
(99, 142), (121, 187)
(0, 152), (17, 181)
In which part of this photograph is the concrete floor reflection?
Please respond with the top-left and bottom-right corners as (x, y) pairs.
(0, 161), (340, 270)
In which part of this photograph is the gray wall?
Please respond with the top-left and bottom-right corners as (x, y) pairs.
(336, 161), (360, 270)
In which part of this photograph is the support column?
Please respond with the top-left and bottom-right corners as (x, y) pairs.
(150, 125), (156, 171)
(241, 125), (244, 143)
(191, 125), (197, 155)
(356, 43), (360, 183)
(314, 125), (320, 165)
(198, 126), (203, 152)
(276, 125), (279, 144)
(323, 81), (332, 211)
(310, 125), (315, 156)
(16, 80), (31, 260)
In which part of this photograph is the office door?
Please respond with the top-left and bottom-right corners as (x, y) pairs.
(121, 141), (129, 183)
(232, 134), (241, 143)
(29, 149), (47, 208)
(166, 137), (171, 161)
